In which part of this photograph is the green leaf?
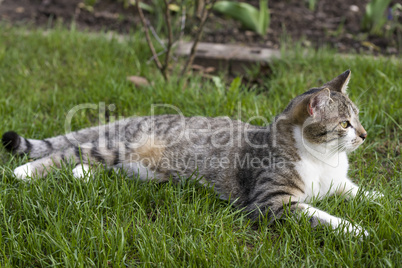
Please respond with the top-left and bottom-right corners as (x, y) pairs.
(213, 1), (269, 36)
(212, 76), (225, 95)
(229, 76), (241, 93)
(258, 0), (269, 36)
(362, 0), (392, 35)
(138, 2), (154, 13)
(128, 0), (154, 13)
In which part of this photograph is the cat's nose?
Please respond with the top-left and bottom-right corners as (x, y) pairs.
(359, 132), (367, 141)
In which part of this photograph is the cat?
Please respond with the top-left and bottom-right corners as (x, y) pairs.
(2, 70), (380, 236)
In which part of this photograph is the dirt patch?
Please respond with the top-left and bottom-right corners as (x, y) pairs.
(0, 0), (400, 55)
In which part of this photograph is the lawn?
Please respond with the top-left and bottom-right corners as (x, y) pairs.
(0, 24), (401, 266)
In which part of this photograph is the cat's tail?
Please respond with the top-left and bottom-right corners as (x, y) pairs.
(2, 131), (73, 158)
(2, 121), (122, 158)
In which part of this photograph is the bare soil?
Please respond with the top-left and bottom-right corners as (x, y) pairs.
(0, 0), (400, 55)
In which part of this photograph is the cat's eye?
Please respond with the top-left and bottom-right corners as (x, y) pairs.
(340, 121), (350, 128)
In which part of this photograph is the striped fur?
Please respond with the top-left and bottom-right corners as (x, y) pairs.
(2, 70), (377, 236)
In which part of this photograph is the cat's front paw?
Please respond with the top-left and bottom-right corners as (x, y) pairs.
(363, 191), (384, 200)
(335, 219), (368, 237)
(344, 223), (369, 237)
(14, 163), (33, 180)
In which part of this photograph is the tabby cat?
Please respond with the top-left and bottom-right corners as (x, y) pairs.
(2, 70), (379, 236)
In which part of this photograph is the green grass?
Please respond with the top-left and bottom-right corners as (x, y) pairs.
(0, 24), (401, 266)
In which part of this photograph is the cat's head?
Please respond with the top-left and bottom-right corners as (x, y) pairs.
(285, 70), (367, 153)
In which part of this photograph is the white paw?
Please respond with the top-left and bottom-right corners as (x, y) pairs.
(14, 163), (33, 180)
(346, 223), (369, 237)
(338, 220), (369, 237)
(363, 191), (384, 200)
(72, 164), (91, 181)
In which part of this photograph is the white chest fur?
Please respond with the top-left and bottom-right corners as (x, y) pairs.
(292, 126), (350, 202)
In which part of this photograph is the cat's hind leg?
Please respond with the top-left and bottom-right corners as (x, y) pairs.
(12, 142), (108, 180)
(70, 162), (163, 181)
(72, 164), (92, 180)
(111, 162), (159, 181)
(13, 162), (34, 181)
(12, 147), (77, 180)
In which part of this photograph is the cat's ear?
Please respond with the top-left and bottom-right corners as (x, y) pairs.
(308, 88), (332, 117)
(323, 70), (351, 94)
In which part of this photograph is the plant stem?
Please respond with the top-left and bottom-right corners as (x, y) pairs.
(135, 0), (167, 81)
(180, 0), (217, 78)
(163, 0), (174, 78)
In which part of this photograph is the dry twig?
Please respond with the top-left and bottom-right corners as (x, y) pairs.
(163, 0), (174, 76)
(180, 0), (216, 78)
(135, 0), (167, 81)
